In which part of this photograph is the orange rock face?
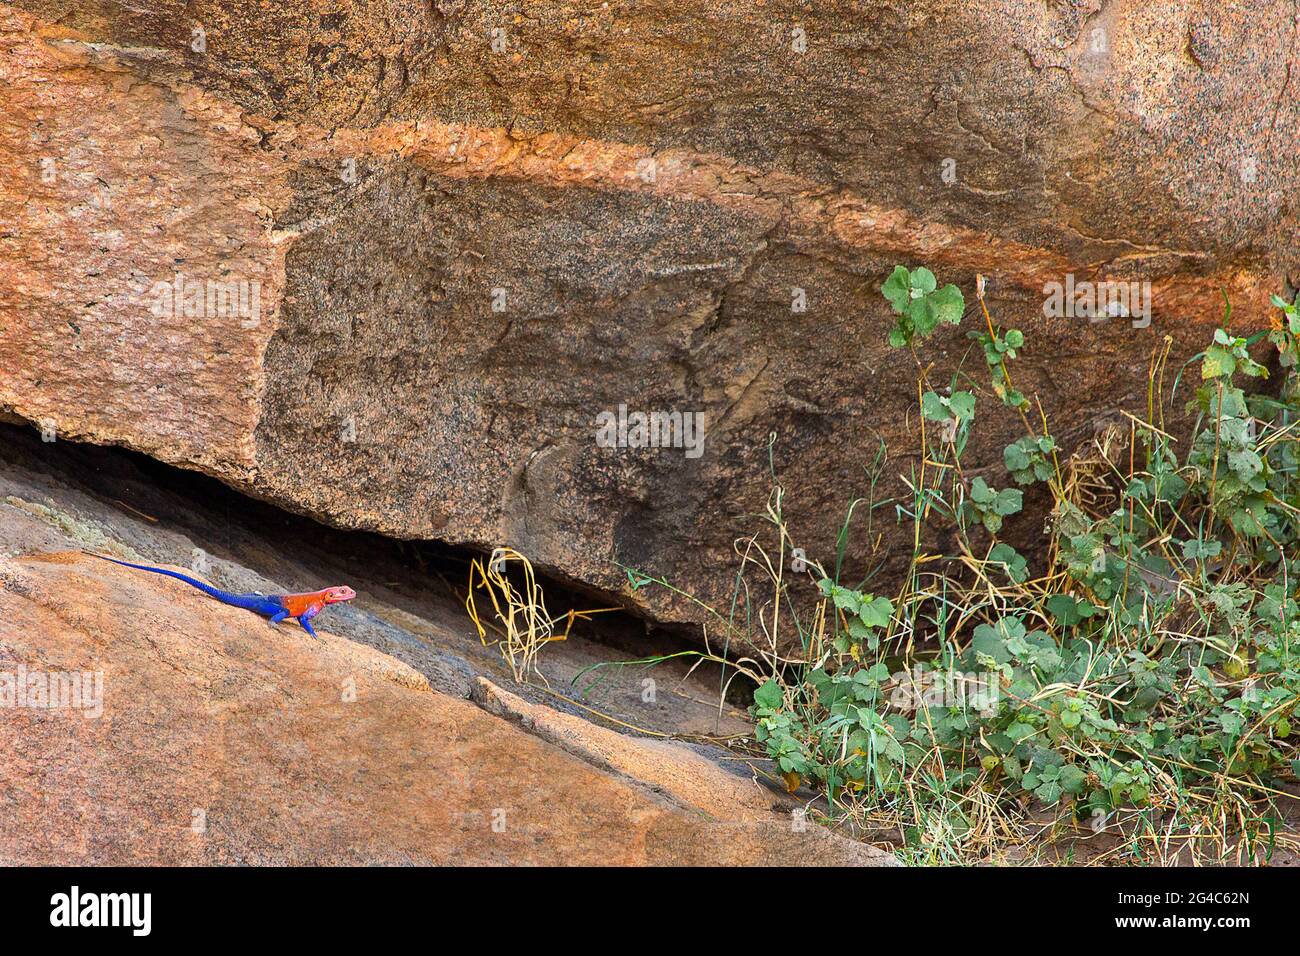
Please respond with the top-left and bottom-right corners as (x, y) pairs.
(1, 3), (1297, 622)
(0, 552), (895, 864)
(0, 9), (290, 472)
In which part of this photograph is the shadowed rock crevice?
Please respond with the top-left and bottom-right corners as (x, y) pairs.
(0, 421), (729, 706)
(1, 423), (904, 863)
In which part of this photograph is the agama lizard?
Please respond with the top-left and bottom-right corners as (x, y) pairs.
(88, 554), (356, 640)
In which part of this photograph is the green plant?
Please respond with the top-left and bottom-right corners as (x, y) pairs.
(921, 389), (976, 425)
(973, 327), (1028, 409)
(1004, 435), (1056, 485)
(609, 268), (1300, 865)
(962, 477), (1022, 534)
(881, 266), (965, 347)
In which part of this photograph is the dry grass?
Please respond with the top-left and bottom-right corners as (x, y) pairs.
(465, 547), (620, 683)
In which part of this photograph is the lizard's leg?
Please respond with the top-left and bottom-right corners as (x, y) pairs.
(269, 609), (290, 626)
(299, 616), (320, 641)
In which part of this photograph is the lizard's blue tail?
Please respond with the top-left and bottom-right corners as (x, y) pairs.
(84, 553), (264, 611)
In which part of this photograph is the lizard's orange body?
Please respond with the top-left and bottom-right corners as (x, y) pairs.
(278, 590), (336, 618)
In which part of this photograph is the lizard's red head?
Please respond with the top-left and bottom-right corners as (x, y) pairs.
(323, 585), (357, 604)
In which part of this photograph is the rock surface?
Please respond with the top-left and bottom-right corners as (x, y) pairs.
(0, 550), (895, 865)
(2, 3), (1298, 622)
(0, 430), (894, 864)
(473, 676), (785, 821)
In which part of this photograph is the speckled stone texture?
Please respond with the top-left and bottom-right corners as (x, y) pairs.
(2, 2), (1297, 624)
(0, 551), (897, 865)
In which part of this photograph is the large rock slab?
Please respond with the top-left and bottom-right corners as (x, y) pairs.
(0, 551), (895, 864)
(2, 3), (1296, 623)
(472, 676), (786, 821)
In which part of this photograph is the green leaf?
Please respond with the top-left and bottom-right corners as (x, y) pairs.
(753, 679), (783, 710)
(989, 543), (1028, 583)
(910, 267), (937, 295)
(831, 586), (862, 614)
(1035, 781), (1063, 804)
(930, 284), (965, 325)
(858, 662), (892, 685)
(1044, 594), (1075, 624)
(1007, 721), (1037, 743)
(1202, 345), (1236, 379)
(859, 596), (894, 629)
(948, 391), (976, 421)
(880, 265), (964, 344)
(994, 488), (1023, 516)
(972, 622), (1014, 665)
(1228, 449), (1262, 480)
(1181, 538), (1222, 561)
(881, 266), (911, 313)
(908, 296), (938, 335)
(1059, 764), (1087, 795)
(921, 391), (950, 421)
(1004, 443), (1030, 471)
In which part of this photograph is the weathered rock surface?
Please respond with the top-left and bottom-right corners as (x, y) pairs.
(2, 3), (1297, 622)
(0, 550), (895, 865)
(0, 421), (755, 736)
(473, 676), (785, 821)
